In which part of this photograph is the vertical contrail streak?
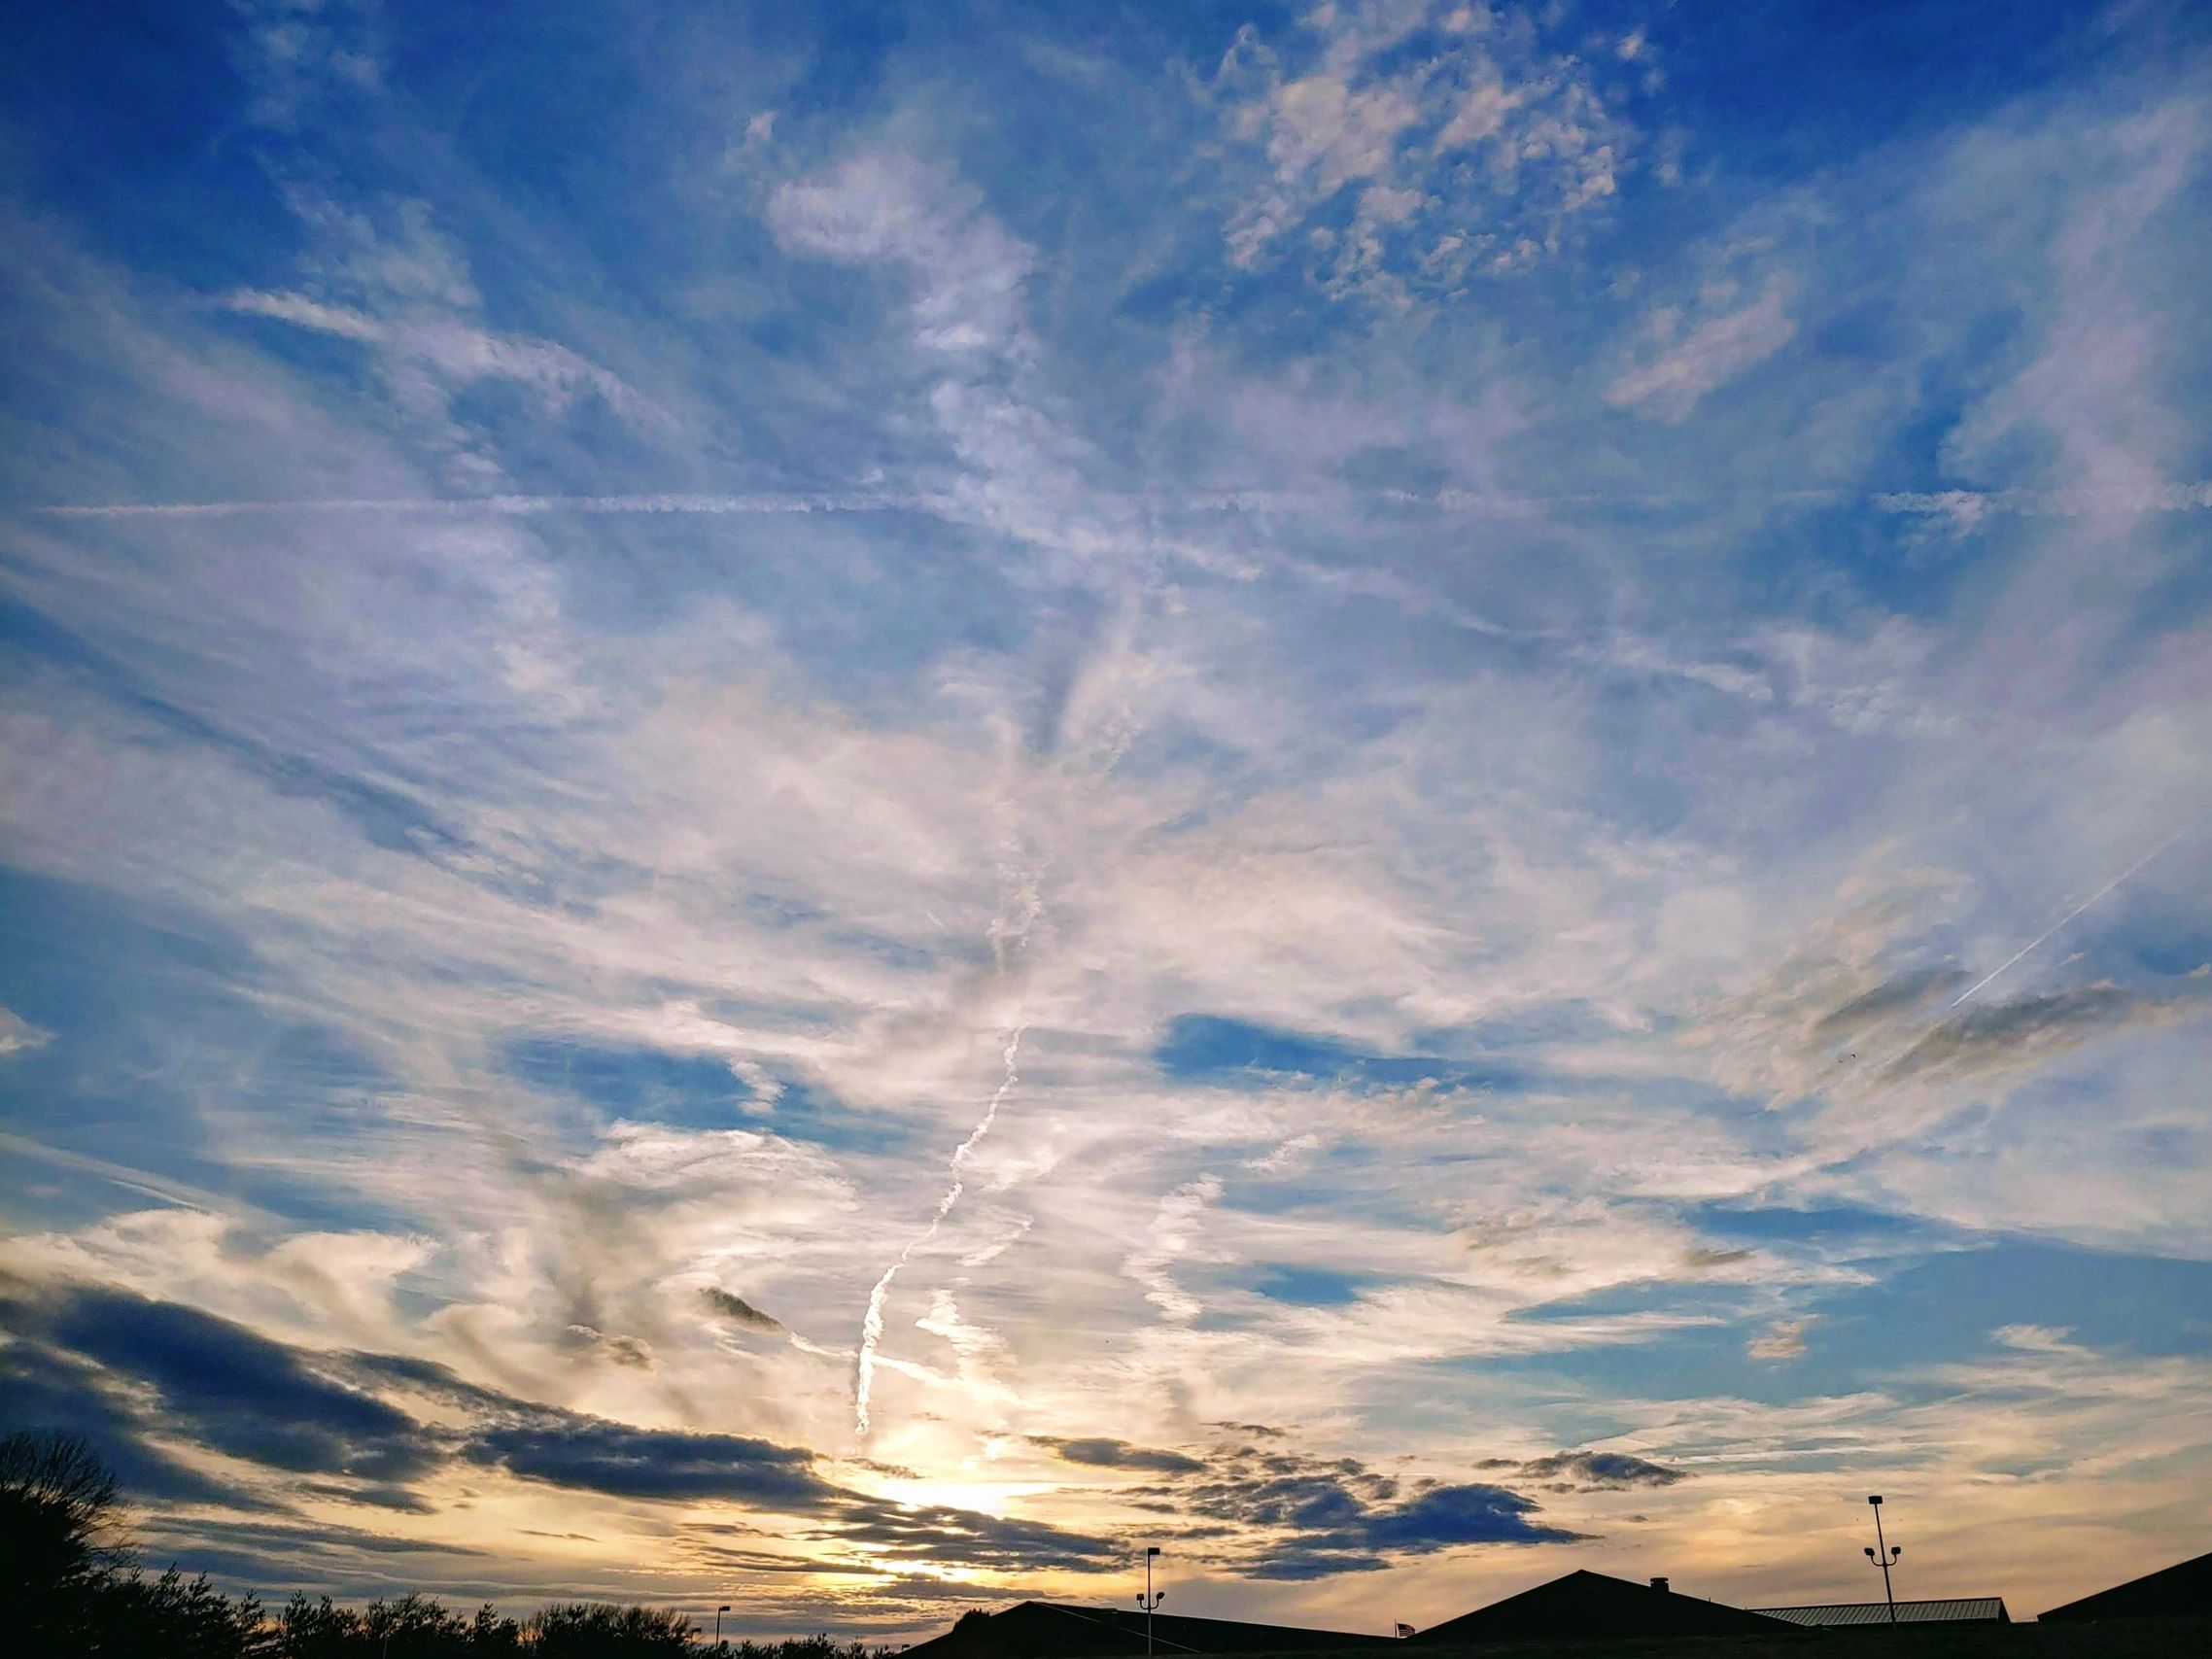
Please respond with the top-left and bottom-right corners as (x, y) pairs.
(853, 1025), (1024, 1436)
(1947, 827), (2192, 1010)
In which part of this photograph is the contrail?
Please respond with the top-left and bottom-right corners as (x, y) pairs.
(1804, 822), (2197, 1101)
(1948, 826), (2193, 1009)
(853, 1024), (1023, 1437)
(34, 479), (2212, 524)
(34, 491), (941, 521)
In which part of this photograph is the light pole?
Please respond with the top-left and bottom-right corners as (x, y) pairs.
(716, 1605), (732, 1648)
(1136, 1545), (1164, 1655)
(1863, 1496), (1902, 1624)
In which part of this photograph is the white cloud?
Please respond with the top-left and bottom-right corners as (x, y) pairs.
(768, 154), (1037, 363)
(1123, 1174), (1224, 1323)
(1993, 1323), (2076, 1353)
(1212, 1), (1639, 298)
(1938, 102), (2207, 509)
(215, 195), (674, 488)
(222, 289), (387, 341)
(1748, 1317), (1814, 1361)
(1245, 1132), (1321, 1173)
(224, 282), (667, 432)
(0, 1007), (53, 1056)
(1605, 287), (1796, 419)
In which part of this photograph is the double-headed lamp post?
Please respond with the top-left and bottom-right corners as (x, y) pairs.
(1136, 1546), (1164, 1655)
(716, 1605), (732, 1647)
(1863, 1496), (1902, 1624)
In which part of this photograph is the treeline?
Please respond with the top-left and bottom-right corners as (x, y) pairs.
(1, 1429), (896, 1658)
(278, 1600), (889, 1659)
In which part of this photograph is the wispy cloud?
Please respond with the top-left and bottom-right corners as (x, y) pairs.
(1606, 287), (1796, 420)
(1123, 1175), (1225, 1325)
(4, 0), (2211, 1632)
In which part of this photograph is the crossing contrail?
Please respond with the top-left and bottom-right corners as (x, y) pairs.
(853, 1024), (1024, 1437)
(1947, 826), (2194, 1010)
(34, 479), (2212, 525)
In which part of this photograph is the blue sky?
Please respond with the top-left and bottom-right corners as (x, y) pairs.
(3, 0), (2211, 1636)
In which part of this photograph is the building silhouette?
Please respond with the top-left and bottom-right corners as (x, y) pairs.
(900, 1603), (1378, 1659)
(1406, 1572), (1797, 1643)
(2040, 1548), (2212, 1622)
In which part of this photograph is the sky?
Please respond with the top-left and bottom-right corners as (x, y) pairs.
(2, 0), (2210, 1639)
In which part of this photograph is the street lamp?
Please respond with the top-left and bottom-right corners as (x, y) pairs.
(1863, 1496), (1902, 1624)
(1136, 1546), (1164, 1655)
(716, 1605), (732, 1648)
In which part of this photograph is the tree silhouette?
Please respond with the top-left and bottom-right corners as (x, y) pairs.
(529, 1602), (701, 1655)
(278, 1592), (523, 1656)
(3, 1428), (140, 1651)
(99, 1566), (272, 1657)
(1, 1429), (126, 1597)
(2, 1423), (900, 1656)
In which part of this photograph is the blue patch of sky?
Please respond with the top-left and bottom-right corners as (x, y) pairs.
(384, 8), (672, 216)
(0, 869), (416, 1234)
(193, 1153), (441, 1249)
(1652, 0), (2128, 180)
(0, 0), (290, 289)
(1469, 1237), (2212, 1412)
(1822, 1241), (2212, 1364)
(1224, 1173), (1346, 1221)
(757, 1079), (933, 1165)
(1225, 1157), (1443, 1231)
(1463, 1320), (1843, 1414)
(1155, 1014), (1534, 1094)
(1246, 1263), (1371, 1307)
(443, 380), (662, 483)
(208, 316), (394, 407)
(0, 600), (462, 862)
(496, 1029), (929, 1161)
(502, 1036), (759, 1129)
(1689, 1199), (1952, 1249)
(2126, 537), (2212, 665)
(0, 872), (269, 1101)
(2106, 866), (2212, 982)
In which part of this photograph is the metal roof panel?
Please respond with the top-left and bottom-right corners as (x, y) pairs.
(1748, 1598), (2008, 1627)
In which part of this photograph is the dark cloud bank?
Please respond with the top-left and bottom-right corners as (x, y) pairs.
(1041, 1434), (1681, 1580)
(2, 1285), (1671, 1586)
(1477, 1450), (1687, 1490)
(1032, 1435), (1207, 1474)
(0, 1281), (1113, 1580)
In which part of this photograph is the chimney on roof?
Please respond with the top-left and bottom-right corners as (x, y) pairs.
(1650, 1577), (1670, 1593)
